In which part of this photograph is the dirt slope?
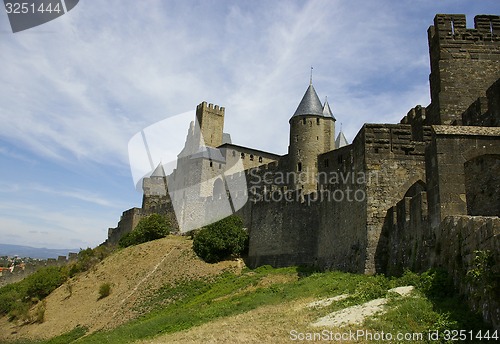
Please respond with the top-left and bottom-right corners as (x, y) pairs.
(0, 236), (242, 342)
(136, 299), (315, 344)
(134, 286), (416, 344)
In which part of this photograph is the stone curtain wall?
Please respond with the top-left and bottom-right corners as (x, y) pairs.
(315, 124), (431, 274)
(426, 126), (500, 230)
(463, 79), (500, 127)
(0, 259), (70, 288)
(316, 132), (367, 273)
(436, 216), (500, 329)
(381, 190), (432, 276)
(363, 124), (429, 274)
(464, 154), (500, 217)
(246, 192), (319, 268)
(107, 208), (145, 245)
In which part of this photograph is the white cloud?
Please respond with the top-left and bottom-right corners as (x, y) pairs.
(1, 0), (499, 248)
(0, 0), (488, 161)
(0, 201), (113, 248)
(0, 181), (124, 208)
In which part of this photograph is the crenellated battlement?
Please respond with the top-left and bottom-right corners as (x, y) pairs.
(196, 101), (225, 116)
(429, 14), (500, 42)
(195, 101), (225, 147)
(427, 14), (500, 126)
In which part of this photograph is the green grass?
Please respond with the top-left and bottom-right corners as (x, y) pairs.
(11, 266), (493, 344)
(6, 326), (87, 344)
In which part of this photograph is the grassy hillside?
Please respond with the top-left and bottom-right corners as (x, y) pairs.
(0, 237), (492, 344)
(0, 236), (242, 342)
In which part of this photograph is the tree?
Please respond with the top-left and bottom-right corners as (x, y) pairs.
(119, 214), (171, 248)
(192, 215), (248, 263)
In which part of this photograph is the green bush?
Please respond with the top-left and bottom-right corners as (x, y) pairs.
(8, 300), (30, 322)
(353, 275), (388, 301)
(0, 266), (67, 321)
(98, 283), (111, 300)
(192, 215), (248, 263)
(119, 214), (171, 248)
(0, 246), (114, 322)
(23, 266), (67, 300)
(417, 268), (454, 298)
(66, 245), (114, 277)
(466, 250), (497, 293)
(0, 284), (22, 315)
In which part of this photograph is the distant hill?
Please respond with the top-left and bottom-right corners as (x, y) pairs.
(0, 244), (80, 259)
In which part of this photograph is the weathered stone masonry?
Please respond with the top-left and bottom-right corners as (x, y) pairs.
(108, 14), (500, 328)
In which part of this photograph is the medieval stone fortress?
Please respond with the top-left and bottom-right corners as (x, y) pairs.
(108, 14), (500, 326)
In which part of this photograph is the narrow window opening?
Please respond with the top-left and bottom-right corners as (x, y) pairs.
(316, 118), (320, 125)
(490, 20), (494, 35)
(209, 161), (213, 167)
(250, 154), (254, 161)
(297, 162), (302, 172)
(219, 163), (222, 168)
(451, 20), (455, 35)
(317, 136), (319, 140)
(258, 156), (263, 163)
(232, 150), (236, 157)
(302, 118), (306, 125)
(241, 153), (245, 159)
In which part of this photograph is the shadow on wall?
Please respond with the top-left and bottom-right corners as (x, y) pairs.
(464, 154), (500, 217)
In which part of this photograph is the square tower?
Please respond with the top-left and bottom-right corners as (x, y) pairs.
(426, 14), (500, 125)
(195, 102), (225, 147)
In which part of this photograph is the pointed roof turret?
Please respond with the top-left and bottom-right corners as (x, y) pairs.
(335, 131), (349, 148)
(322, 97), (336, 120)
(150, 162), (166, 178)
(291, 84), (324, 119)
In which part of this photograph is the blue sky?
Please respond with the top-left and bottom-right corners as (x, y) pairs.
(0, 0), (498, 249)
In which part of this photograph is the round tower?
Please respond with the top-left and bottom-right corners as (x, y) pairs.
(288, 83), (336, 193)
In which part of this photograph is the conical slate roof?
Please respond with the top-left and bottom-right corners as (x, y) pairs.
(322, 99), (336, 120)
(335, 131), (349, 148)
(150, 163), (166, 178)
(291, 84), (324, 118)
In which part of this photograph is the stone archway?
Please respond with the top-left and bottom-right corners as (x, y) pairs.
(212, 178), (225, 196)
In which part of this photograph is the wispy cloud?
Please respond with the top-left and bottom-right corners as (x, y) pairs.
(0, 201), (113, 248)
(0, 146), (38, 165)
(2, 0), (497, 161)
(0, 0), (499, 248)
(0, 181), (122, 208)
(30, 185), (119, 208)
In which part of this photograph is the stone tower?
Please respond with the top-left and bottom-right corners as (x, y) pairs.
(288, 83), (336, 193)
(142, 163), (168, 206)
(426, 14), (500, 125)
(195, 101), (225, 147)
